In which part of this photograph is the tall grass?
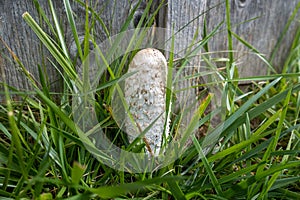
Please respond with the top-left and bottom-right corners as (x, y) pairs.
(0, 0), (299, 199)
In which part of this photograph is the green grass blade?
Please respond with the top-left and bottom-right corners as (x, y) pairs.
(83, 1), (90, 58)
(272, 188), (300, 199)
(63, 0), (83, 60)
(257, 89), (292, 174)
(0, 122), (11, 139)
(1, 70), (27, 182)
(192, 135), (223, 196)
(270, 1), (300, 62)
(219, 163), (259, 184)
(255, 161), (300, 181)
(231, 31), (276, 73)
(22, 12), (77, 81)
(270, 177), (300, 191)
(257, 88), (293, 198)
(89, 176), (184, 199)
(208, 108), (281, 162)
(48, 0), (70, 58)
(225, 0), (233, 63)
(32, 0), (54, 30)
(167, 180), (186, 200)
(203, 77), (281, 149)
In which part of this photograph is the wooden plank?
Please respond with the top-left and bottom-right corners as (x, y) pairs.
(206, 0), (300, 77)
(1, 0), (299, 102)
(161, 0), (207, 138)
(0, 1), (56, 102)
(0, 0), (130, 102)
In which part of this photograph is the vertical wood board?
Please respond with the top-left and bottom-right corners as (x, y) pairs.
(206, 0), (300, 77)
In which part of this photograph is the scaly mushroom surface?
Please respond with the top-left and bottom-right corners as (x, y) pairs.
(125, 48), (168, 156)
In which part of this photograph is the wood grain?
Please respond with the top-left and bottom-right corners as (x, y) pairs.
(0, 0), (130, 102)
(162, 0), (207, 133)
(206, 0), (300, 77)
(1, 0), (299, 102)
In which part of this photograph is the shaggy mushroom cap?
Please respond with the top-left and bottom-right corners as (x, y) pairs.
(125, 48), (168, 156)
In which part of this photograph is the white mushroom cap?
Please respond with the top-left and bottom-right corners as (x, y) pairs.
(125, 48), (168, 156)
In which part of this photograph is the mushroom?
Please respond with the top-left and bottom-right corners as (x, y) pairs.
(124, 48), (169, 156)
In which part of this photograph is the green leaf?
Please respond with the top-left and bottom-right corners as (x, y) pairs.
(71, 161), (86, 185)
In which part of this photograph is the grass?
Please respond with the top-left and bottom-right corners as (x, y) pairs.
(0, 0), (299, 199)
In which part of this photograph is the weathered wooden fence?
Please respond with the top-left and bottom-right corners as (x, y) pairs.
(0, 0), (299, 103)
